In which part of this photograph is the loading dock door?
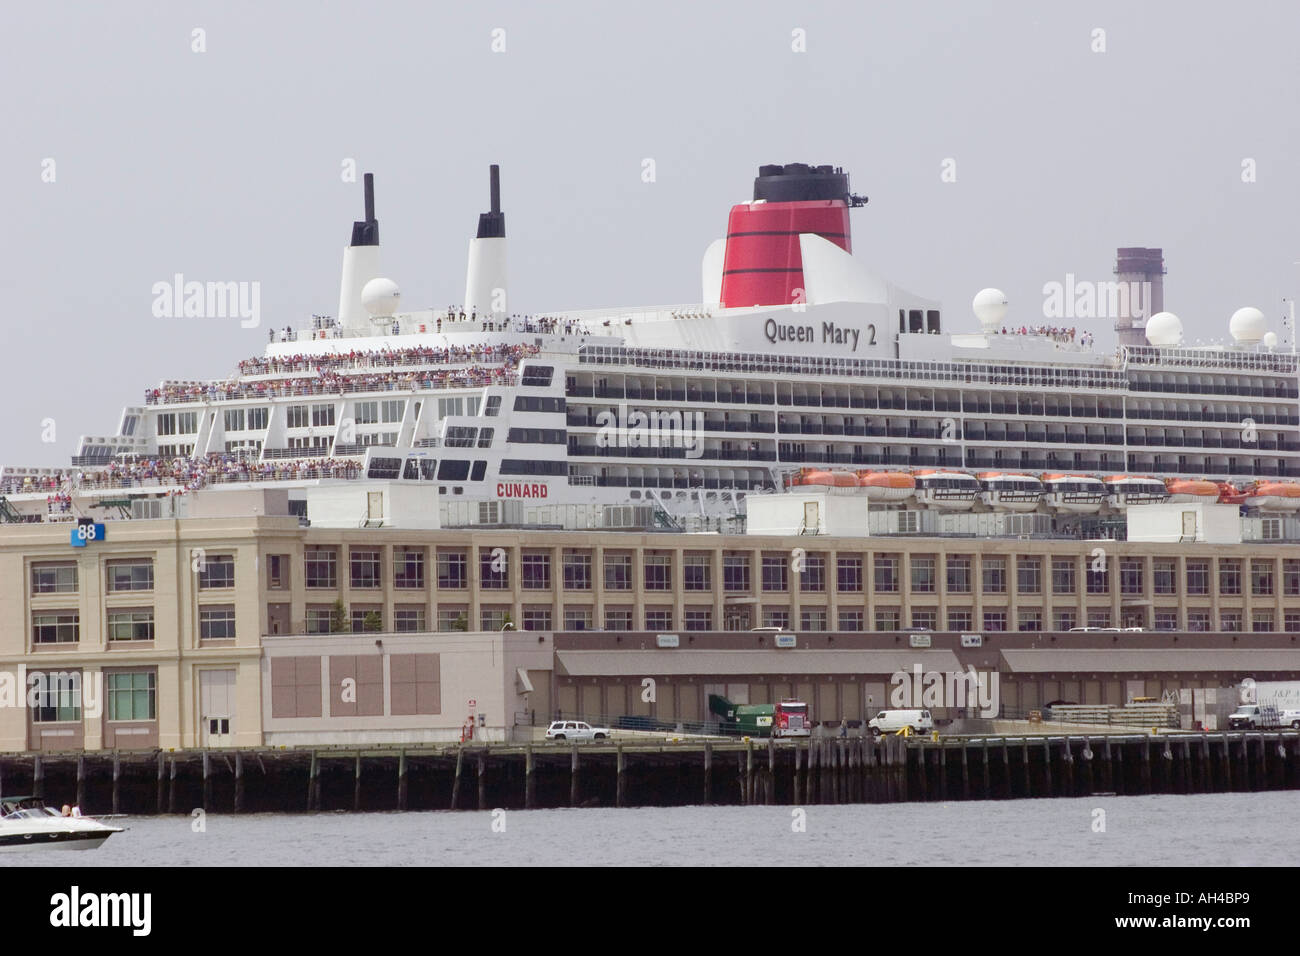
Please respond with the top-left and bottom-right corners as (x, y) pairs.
(200, 669), (236, 747)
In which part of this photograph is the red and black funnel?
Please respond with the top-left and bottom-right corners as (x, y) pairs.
(719, 163), (865, 308)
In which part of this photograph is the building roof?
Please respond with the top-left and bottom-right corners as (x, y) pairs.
(1000, 648), (1300, 673)
(555, 649), (962, 677)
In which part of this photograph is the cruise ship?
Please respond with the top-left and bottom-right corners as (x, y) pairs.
(3, 162), (1298, 532)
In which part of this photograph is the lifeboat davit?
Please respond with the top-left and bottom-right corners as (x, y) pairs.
(788, 468), (858, 488)
(977, 472), (1043, 512)
(1103, 474), (1168, 509)
(1164, 478), (1221, 503)
(856, 471), (915, 501)
(912, 470), (980, 511)
(1216, 481), (1248, 505)
(1244, 481), (1300, 513)
(1041, 474), (1106, 514)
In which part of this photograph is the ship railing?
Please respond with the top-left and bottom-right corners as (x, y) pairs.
(238, 345), (539, 378)
(144, 373), (514, 405)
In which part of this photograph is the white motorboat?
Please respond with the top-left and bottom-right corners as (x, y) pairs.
(0, 796), (122, 851)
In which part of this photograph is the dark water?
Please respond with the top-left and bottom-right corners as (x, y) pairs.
(5, 791), (1295, 866)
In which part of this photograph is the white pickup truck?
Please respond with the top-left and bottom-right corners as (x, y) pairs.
(545, 720), (611, 741)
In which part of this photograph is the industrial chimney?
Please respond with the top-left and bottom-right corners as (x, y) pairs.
(1114, 247), (1165, 348)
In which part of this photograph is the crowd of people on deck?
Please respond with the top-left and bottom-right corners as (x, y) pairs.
(1001, 325), (1092, 346)
(144, 342), (540, 405)
(268, 312), (590, 343)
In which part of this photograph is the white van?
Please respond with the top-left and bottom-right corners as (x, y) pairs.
(867, 709), (933, 736)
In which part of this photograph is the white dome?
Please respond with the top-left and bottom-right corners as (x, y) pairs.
(1229, 306), (1266, 345)
(1144, 311), (1183, 347)
(1263, 331), (1279, 349)
(972, 288), (1008, 332)
(361, 277), (401, 317)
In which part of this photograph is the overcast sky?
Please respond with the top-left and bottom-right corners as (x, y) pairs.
(3, 0), (1297, 466)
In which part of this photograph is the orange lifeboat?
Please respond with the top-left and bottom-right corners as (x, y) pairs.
(856, 471), (915, 501)
(788, 468), (858, 488)
(1244, 481), (1300, 513)
(1216, 481), (1248, 505)
(1164, 478), (1221, 502)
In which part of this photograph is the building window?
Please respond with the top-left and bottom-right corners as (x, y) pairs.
(604, 607), (633, 630)
(1153, 609), (1178, 631)
(394, 548), (425, 589)
(645, 607), (673, 630)
(1016, 557), (1041, 594)
(1252, 611), (1274, 633)
(31, 562), (77, 594)
(522, 551), (552, 590)
(946, 555), (972, 594)
(106, 559), (154, 592)
(1053, 608), (1076, 630)
(32, 611), (79, 645)
(1153, 560), (1176, 595)
(1220, 610), (1242, 632)
(605, 553), (633, 591)
(684, 607), (712, 630)
(107, 672), (156, 721)
(563, 551), (592, 590)
(480, 548), (510, 589)
(800, 554), (825, 592)
(983, 610), (1007, 632)
(395, 607), (426, 632)
(1087, 608), (1111, 628)
(1119, 559), (1144, 596)
(437, 551), (468, 589)
(267, 554), (288, 589)
(105, 613), (153, 642)
(982, 557), (1006, 594)
(684, 553), (711, 591)
(351, 607), (383, 632)
(1187, 610), (1211, 631)
(1250, 560), (1273, 596)
(1186, 561), (1209, 596)
(1285, 560), (1300, 596)
(306, 606), (332, 634)
(1017, 608), (1042, 632)
(839, 609), (864, 631)
(761, 606), (790, 628)
(523, 606), (552, 630)
(350, 549), (381, 589)
(479, 606), (510, 630)
(1286, 612), (1300, 632)
(874, 607), (900, 631)
(911, 555), (936, 594)
(437, 606), (468, 631)
(837, 556), (863, 593)
(564, 606), (593, 630)
(761, 554), (788, 592)
(30, 672), (81, 722)
(198, 554), (235, 589)
(1085, 565), (1109, 595)
(1051, 558), (1076, 595)
(311, 403), (335, 427)
(910, 608), (937, 630)
(199, 606), (236, 640)
(305, 548), (338, 589)
(644, 553), (672, 591)
(1218, 560), (1242, 596)
(802, 607), (828, 631)
(723, 553), (750, 592)
(874, 554), (900, 593)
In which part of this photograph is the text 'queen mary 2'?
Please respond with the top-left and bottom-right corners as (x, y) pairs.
(3, 163), (1298, 531)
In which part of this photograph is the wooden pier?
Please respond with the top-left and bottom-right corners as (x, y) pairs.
(2, 731), (1297, 813)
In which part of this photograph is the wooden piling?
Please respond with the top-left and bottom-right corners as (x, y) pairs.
(234, 752), (245, 812)
(155, 752), (164, 812)
(477, 753), (487, 811)
(168, 756), (177, 813)
(745, 739), (754, 806)
(1115, 740), (1124, 795)
(397, 750), (408, 811)
(202, 751), (212, 811)
(75, 755), (85, 810)
(1001, 739), (1010, 799)
(33, 754), (44, 802)
(1103, 736), (1113, 794)
(1022, 739), (1031, 797)
(703, 742), (713, 805)
(1080, 738), (1094, 796)
(1062, 738), (1074, 797)
(112, 752), (121, 815)
(1140, 738), (1152, 794)
(960, 741), (970, 800)
(981, 738), (991, 798)
(616, 746), (626, 808)
(1221, 735), (1232, 791)
(768, 738), (776, 805)
(569, 744), (580, 807)
(938, 744), (947, 801)
(1041, 738), (1052, 797)
(525, 746), (535, 809)
(450, 747), (462, 809)
(1200, 734), (1212, 791)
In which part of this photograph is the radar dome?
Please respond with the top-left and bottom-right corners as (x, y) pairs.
(361, 277), (401, 317)
(1263, 331), (1279, 349)
(972, 288), (1008, 332)
(1144, 311), (1183, 347)
(1229, 306), (1266, 345)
